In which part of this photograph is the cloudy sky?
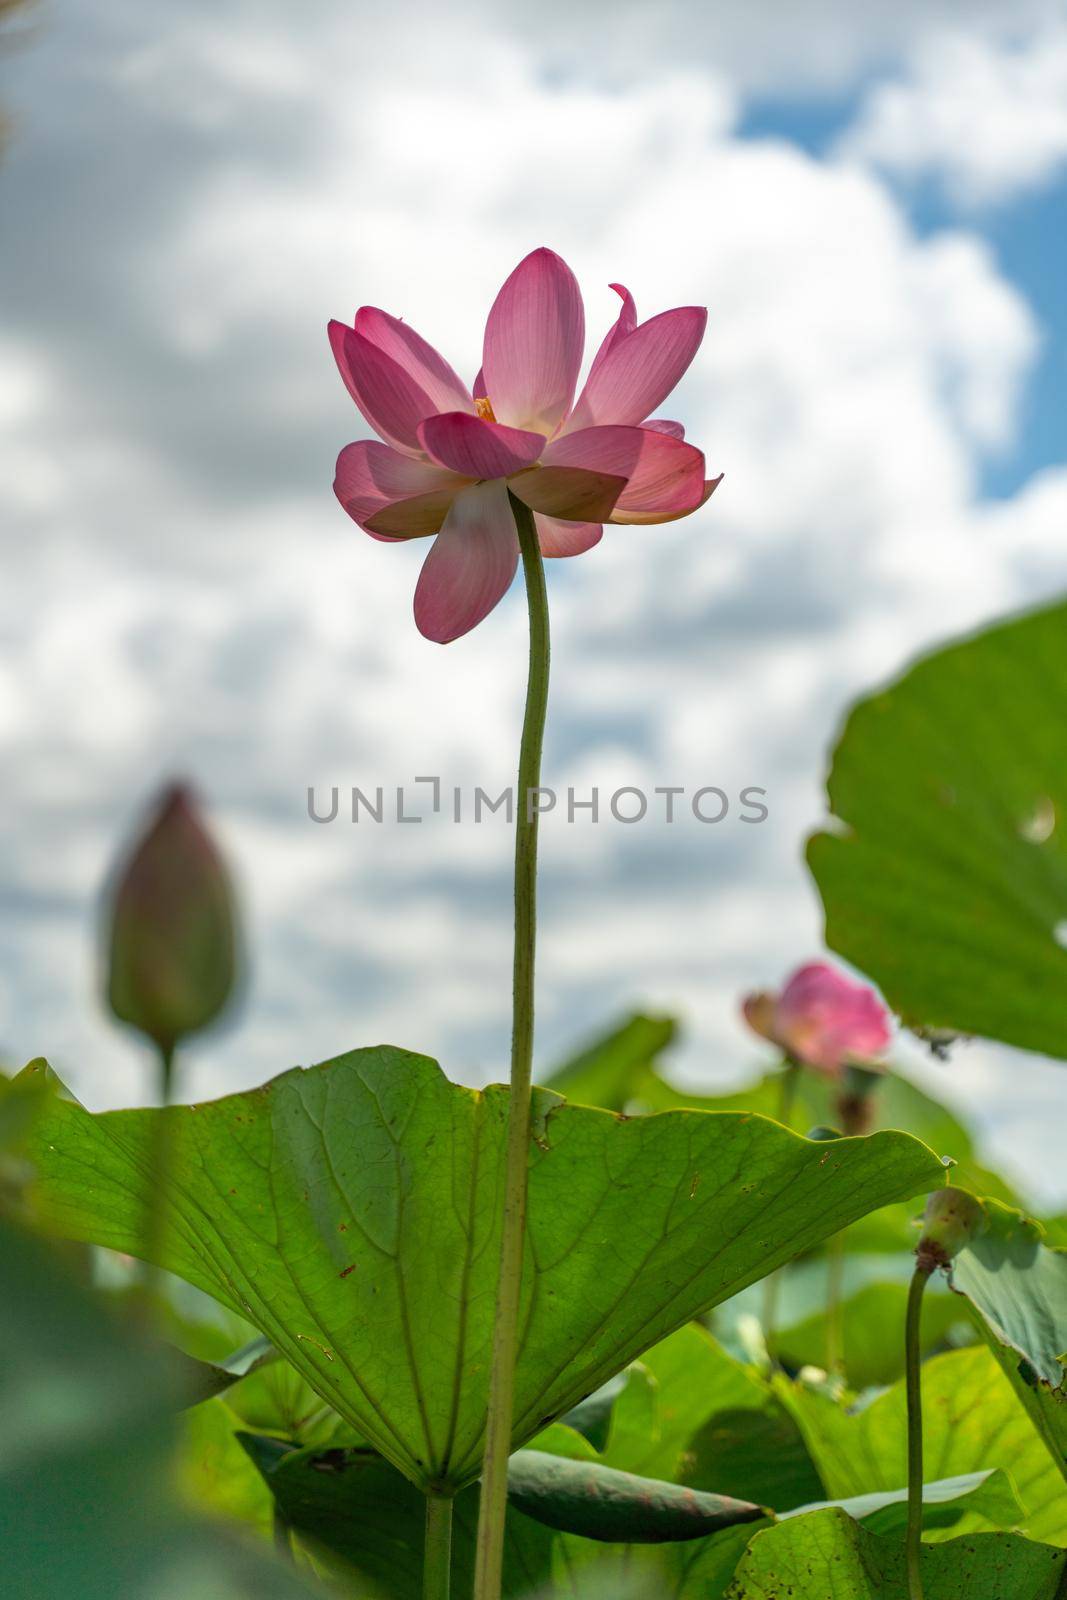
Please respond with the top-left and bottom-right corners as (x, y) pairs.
(3, 0), (1067, 1197)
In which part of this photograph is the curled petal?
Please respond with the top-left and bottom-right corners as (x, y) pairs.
(354, 307), (474, 416)
(585, 282), (638, 386)
(535, 515), (603, 558)
(418, 412), (545, 478)
(364, 490), (462, 539)
(482, 248), (585, 435)
(334, 440), (466, 540)
(565, 306), (707, 433)
(543, 425), (708, 523)
(328, 321), (438, 455)
(610, 473), (723, 525)
(413, 481), (519, 643)
(508, 465), (626, 522)
(643, 418), (685, 439)
(741, 992), (778, 1047)
(612, 473), (722, 526)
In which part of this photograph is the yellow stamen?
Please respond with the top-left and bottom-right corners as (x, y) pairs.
(474, 395), (497, 422)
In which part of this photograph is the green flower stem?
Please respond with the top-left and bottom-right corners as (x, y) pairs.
(472, 492), (551, 1600)
(140, 1039), (176, 1317)
(825, 1228), (847, 1376)
(905, 1260), (932, 1600)
(761, 1057), (801, 1359)
(424, 1494), (454, 1600)
(777, 1056), (802, 1129)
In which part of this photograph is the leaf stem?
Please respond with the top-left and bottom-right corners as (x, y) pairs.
(777, 1056), (801, 1129)
(472, 492), (550, 1600)
(905, 1260), (931, 1600)
(825, 1228), (847, 1377)
(424, 1493), (454, 1600)
(141, 1039), (176, 1318)
(761, 1057), (801, 1359)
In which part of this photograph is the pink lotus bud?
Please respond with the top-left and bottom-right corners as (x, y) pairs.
(104, 783), (238, 1054)
(916, 1187), (986, 1273)
(741, 961), (891, 1077)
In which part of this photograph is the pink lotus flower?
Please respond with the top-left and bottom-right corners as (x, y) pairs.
(741, 961), (892, 1077)
(329, 248), (720, 643)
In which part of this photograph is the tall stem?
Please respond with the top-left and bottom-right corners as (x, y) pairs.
(140, 1039), (176, 1319)
(423, 1494), (454, 1600)
(472, 493), (550, 1600)
(905, 1262), (931, 1600)
(825, 1229), (846, 1377)
(761, 1057), (801, 1359)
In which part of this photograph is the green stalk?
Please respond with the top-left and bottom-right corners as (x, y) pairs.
(825, 1229), (846, 1377)
(761, 1057), (801, 1359)
(776, 1056), (801, 1130)
(905, 1261), (931, 1600)
(472, 492), (551, 1600)
(424, 1494), (454, 1600)
(141, 1039), (176, 1319)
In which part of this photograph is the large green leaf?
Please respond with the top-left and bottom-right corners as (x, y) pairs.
(953, 1203), (1067, 1485)
(545, 1029), (1014, 1265)
(778, 1344), (1067, 1545)
(20, 1046), (944, 1493)
(807, 597), (1067, 1057)
(726, 1509), (1067, 1599)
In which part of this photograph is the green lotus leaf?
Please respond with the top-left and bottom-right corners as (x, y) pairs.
(726, 1509), (1067, 1599)
(807, 596), (1067, 1058)
(20, 1045), (944, 1492)
(953, 1202), (1067, 1485)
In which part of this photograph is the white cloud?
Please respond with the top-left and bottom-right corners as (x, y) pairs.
(1, 1), (1065, 1199)
(839, 23), (1067, 205)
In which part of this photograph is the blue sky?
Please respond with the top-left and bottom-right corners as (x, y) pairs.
(744, 84), (1067, 499)
(2, 0), (1067, 1196)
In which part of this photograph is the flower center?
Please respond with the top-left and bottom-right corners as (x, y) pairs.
(474, 395), (497, 423)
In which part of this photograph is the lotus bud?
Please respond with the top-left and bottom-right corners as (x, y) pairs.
(104, 783), (238, 1056)
(915, 1187), (986, 1274)
(741, 962), (891, 1079)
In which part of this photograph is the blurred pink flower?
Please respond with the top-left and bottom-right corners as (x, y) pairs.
(329, 248), (720, 643)
(741, 961), (891, 1076)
